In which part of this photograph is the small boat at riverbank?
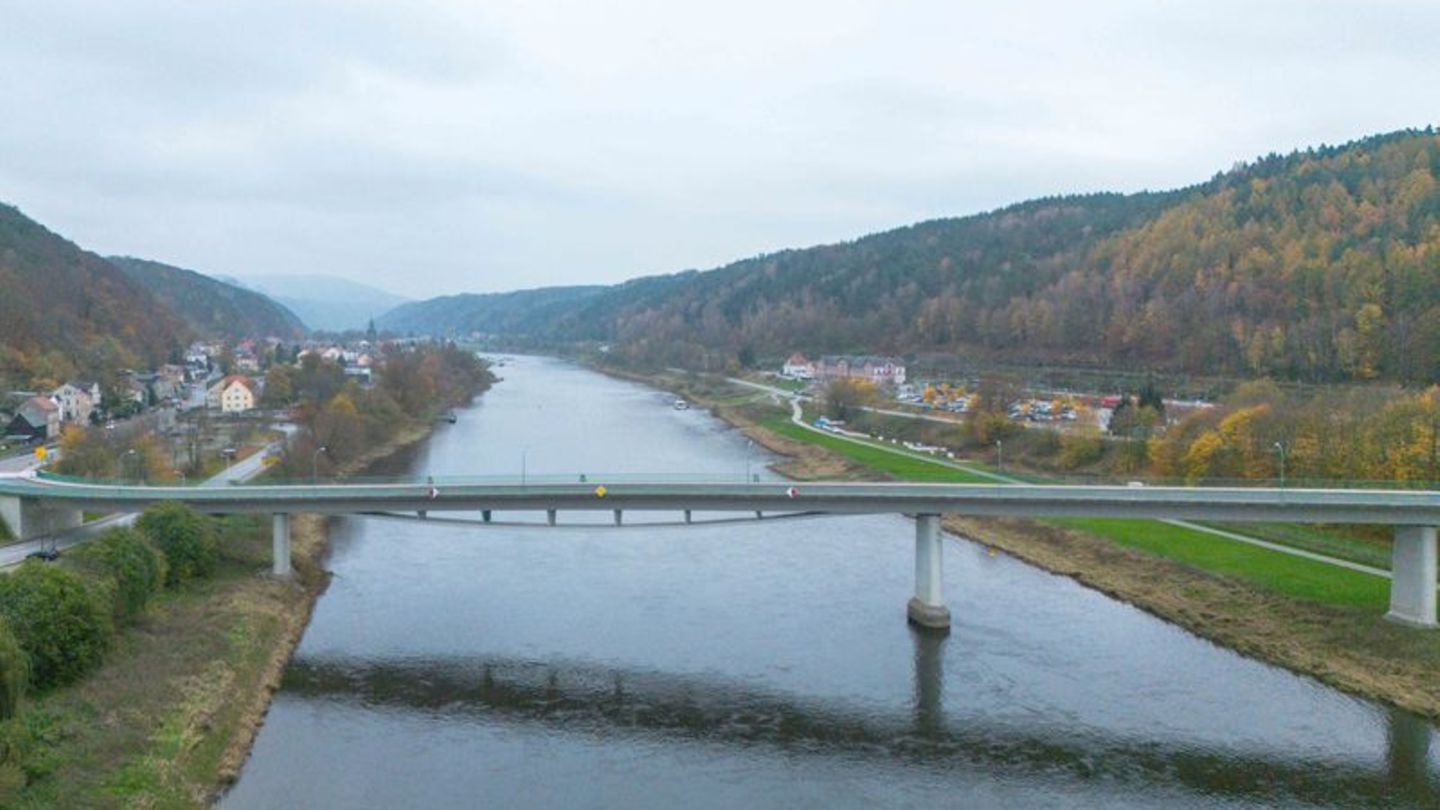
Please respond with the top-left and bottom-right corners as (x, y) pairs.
(673, 399), (689, 411)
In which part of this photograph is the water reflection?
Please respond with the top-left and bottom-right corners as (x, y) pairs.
(279, 645), (1435, 808)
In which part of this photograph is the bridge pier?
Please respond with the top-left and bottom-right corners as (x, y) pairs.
(907, 514), (951, 632)
(272, 513), (292, 578)
(1386, 526), (1437, 628)
(613, 509), (622, 526)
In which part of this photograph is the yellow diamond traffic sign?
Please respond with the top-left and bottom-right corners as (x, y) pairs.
(594, 485), (607, 497)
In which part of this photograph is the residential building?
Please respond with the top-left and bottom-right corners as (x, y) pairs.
(781, 353), (814, 379)
(814, 355), (907, 388)
(207, 375), (259, 413)
(52, 381), (100, 424)
(5, 396), (60, 442)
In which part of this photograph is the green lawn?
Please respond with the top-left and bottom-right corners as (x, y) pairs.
(763, 417), (995, 483)
(1056, 518), (1391, 611)
(762, 412), (1396, 613)
(1204, 521), (1391, 571)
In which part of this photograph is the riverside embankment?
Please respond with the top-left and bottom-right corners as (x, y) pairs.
(7, 379), (490, 807)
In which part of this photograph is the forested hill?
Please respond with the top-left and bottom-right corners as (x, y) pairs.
(109, 257), (306, 341)
(385, 128), (1440, 383)
(0, 204), (185, 386)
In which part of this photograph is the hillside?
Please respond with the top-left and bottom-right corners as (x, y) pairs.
(0, 204), (186, 387)
(109, 257), (306, 341)
(231, 274), (408, 332)
(385, 128), (1440, 383)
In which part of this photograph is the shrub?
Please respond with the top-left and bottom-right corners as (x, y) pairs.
(68, 527), (167, 622)
(1059, 431), (1106, 470)
(0, 564), (112, 689)
(136, 502), (218, 586)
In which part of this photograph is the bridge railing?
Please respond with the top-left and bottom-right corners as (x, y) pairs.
(28, 469), (1440, 492)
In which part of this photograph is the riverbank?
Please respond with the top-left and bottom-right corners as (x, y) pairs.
(617, 365), (1440, 721)
(8, 387), (488, 807)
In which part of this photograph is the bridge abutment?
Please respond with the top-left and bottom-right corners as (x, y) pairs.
(1386, 526), (1437, 628)
(0, 495), (82, 541)
(907, 513), (951, 633)
(272, 513), (292, 578)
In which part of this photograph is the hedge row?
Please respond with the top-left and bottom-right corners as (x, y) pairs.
(0, 502), (221, 702)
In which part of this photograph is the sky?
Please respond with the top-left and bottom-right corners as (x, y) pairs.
(1, 1), (1438, 301)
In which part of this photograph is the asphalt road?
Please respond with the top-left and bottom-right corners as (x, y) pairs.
(0, 437), (283, 568)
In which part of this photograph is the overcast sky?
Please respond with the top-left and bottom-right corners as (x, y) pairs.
(1, 1), (1437, 300)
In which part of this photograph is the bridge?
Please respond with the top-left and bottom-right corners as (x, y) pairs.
(1, 473), (1437, 630)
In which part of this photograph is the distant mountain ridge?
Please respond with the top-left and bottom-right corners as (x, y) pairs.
(108, 257), (306, 341)
(233, 274), (408, 332)
(378, 285), (605, 337)
(380, 128), (1440, 383)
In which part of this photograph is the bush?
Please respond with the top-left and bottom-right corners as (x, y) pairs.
(136, 502), (218, 586)
(67, 527), (167, 622)
(0, 564), (112, 689)
(1059, 431), (1106, 470)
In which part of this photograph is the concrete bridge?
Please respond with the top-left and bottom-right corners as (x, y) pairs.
(1, 473), (1437, 630)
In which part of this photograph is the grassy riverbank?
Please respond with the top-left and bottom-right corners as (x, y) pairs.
(10, 514), (328, 807)
(624, 367), (1440, 721)
(6, 377), (491, 806)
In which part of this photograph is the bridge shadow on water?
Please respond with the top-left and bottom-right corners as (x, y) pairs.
(279, 631), (1438, 808)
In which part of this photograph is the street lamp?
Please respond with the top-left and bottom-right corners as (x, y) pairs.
(996, 439), (1003, 473)
(115, 448), (137, 483)
(745, 439), (755, 482)
(1273, 441), (1287, 488)
(312, 445), (328, 483)
(521, 447), (528, 487)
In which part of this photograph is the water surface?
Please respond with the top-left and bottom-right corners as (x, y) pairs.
(224, 356), (1440, 808)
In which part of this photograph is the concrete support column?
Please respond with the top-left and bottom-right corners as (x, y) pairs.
(272, 513), (292, 578)
(907, 514), (951, 632)
(683, 510), (692, 524)
(546, 509), (557, 527)
(1386, 526), (1437, 628)
(613, 509), (623, 526)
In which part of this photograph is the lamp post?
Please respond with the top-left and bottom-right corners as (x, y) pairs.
(996, 439), (1003, 473)
(312, 445), (328, 483)
(1273, 441), (1287, 488)
(745, 439), (755, 483)
(116, 448), (137, 483)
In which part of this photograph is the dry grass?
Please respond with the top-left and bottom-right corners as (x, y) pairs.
(12, 515), (330, 808)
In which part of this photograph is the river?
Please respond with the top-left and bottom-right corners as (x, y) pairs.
(223, 356), (1439, 808)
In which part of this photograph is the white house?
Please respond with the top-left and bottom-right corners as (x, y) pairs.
(207, 375), (259, 413)
(781, 353), (814, 380)
(51, 381), (100, 424)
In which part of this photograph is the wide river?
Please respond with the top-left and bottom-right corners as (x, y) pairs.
(224, 356), (1439, 808)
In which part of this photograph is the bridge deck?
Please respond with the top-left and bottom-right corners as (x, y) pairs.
(2, 474), (1439, 525)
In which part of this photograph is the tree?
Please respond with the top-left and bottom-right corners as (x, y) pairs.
(136, 502), (217, 586)
(823, 378), (876, 421)
(0, 563), (112, 688)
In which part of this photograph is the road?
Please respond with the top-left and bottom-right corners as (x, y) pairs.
(771, 392), (1412, 583)
(0, 436), (284, 568)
